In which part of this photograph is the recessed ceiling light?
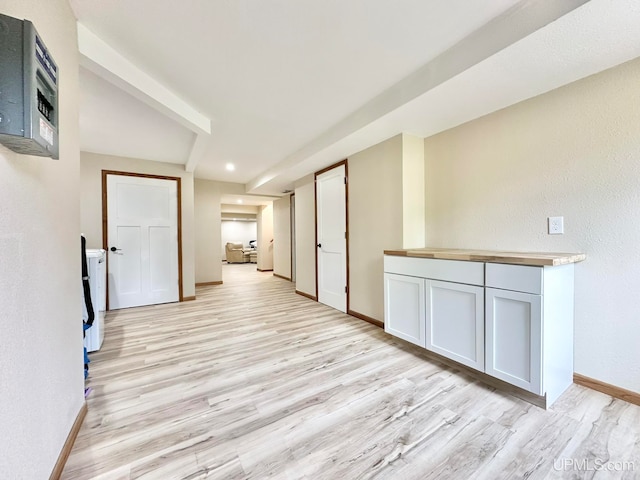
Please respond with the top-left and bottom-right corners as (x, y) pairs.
(226, 163), (235, 171)
(237, 199), (243, 204)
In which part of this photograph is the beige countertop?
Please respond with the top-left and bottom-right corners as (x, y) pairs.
(384, 248), (586, 267)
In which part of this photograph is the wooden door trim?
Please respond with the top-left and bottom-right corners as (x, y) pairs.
(314, 176), (318, 301)
(102, 170), (184, 308)
(315, 159), (348, 177)
(290, 192), (295, 283)
(314, 159), (349, 311)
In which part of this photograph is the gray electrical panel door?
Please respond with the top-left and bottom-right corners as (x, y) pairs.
(0, 13), (59, 159)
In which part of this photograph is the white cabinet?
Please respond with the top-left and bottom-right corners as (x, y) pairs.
(384, 273), (426, 348)
(485, 288), (542, 394)
(384, 256), (484, 367)
(427, 280), (484, 371)
(484, 262), (575, 404)
(383, 254), (576, 408)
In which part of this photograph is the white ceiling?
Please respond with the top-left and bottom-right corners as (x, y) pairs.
(79, 68), (194, 164)
(70, 0), (640, 195)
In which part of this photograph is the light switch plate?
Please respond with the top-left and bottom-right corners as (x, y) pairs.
(548, 216), (564, 235)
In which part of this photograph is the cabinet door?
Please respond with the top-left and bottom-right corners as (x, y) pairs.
(485, 288), (542, 394)
(384, 273), (426, 348)
(426, 280), (484, 371)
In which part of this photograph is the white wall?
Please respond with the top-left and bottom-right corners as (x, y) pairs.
(273, 195), (292, 279)
(424, 57), (640, 394)
(80, 152), (196, 298)
(221, 221), (257, 259)
(0, 1), (84, 477)
(257, 204), (274, 271)
(194, 179), (244, 283)
(294, 176), (316, 296)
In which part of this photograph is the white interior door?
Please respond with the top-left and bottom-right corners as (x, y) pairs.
(107, 174), (179, 309)
(316, 164), (347, 312)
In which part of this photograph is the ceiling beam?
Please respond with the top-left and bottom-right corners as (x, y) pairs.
(245, 0), (590, 193)
(77, 22), (212, 138)
(185, 133), (210, 172)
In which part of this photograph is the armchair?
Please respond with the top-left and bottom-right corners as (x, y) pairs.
(225, 242), (246, 263)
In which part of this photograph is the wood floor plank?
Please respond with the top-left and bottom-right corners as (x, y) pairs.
(62, 263), (640, 479)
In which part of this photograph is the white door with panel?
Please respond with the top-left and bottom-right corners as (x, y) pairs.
(485, 288), (542, 394)
(107, 174), (179, 309)
(384, 273), (425, 347)
(316, 164), (347, 312)
(426, 280), (484, 371)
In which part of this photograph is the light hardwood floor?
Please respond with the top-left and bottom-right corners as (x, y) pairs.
(63, 264), (640, 480)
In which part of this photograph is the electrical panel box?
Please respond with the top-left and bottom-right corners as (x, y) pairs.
(0, 13), (59, 159)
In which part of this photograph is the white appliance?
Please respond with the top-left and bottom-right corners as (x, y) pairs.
(83, 249), (106, 352)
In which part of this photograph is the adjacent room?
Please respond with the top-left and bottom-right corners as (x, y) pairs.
(2, 1), (640, 479)
(219, 195), (276, 273)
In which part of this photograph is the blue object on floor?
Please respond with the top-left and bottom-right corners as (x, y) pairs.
(84, 345), (90, 378)
(81, 235), (95, 379)
(83, 322), (91, 378)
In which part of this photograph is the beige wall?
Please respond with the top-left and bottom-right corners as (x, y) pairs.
(0, 1), (83, 477)
(80, 152), (196, 298)
(273, 195), (292, 278)
(294, 175), (316, 296)
(257, 204), (274, 271)
(221, 204), (259, 214)
(194, 179), (244, 283)
(402, 134), (425, 248)
(348, 135), (404, 320)
(424, 57), (640, 393)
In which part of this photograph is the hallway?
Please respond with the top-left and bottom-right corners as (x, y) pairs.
(62, 265), (640, 479)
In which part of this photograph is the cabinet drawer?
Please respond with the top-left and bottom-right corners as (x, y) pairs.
(485, 263), (542, 295)
(384, 256), (484, 286)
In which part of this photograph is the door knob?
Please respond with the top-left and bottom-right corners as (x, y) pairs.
(110, 247), (122, 254)
(317, 243), (322, 248)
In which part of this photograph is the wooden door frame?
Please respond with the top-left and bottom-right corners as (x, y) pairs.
(314, 159), (349, 311)
(290, 192), (295, 282)
(102, 170), (184, 308)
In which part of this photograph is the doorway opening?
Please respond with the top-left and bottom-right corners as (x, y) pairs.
(219, 196), (274, 283)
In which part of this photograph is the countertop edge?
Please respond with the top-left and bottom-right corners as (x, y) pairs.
(383, 249), (586, 266)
